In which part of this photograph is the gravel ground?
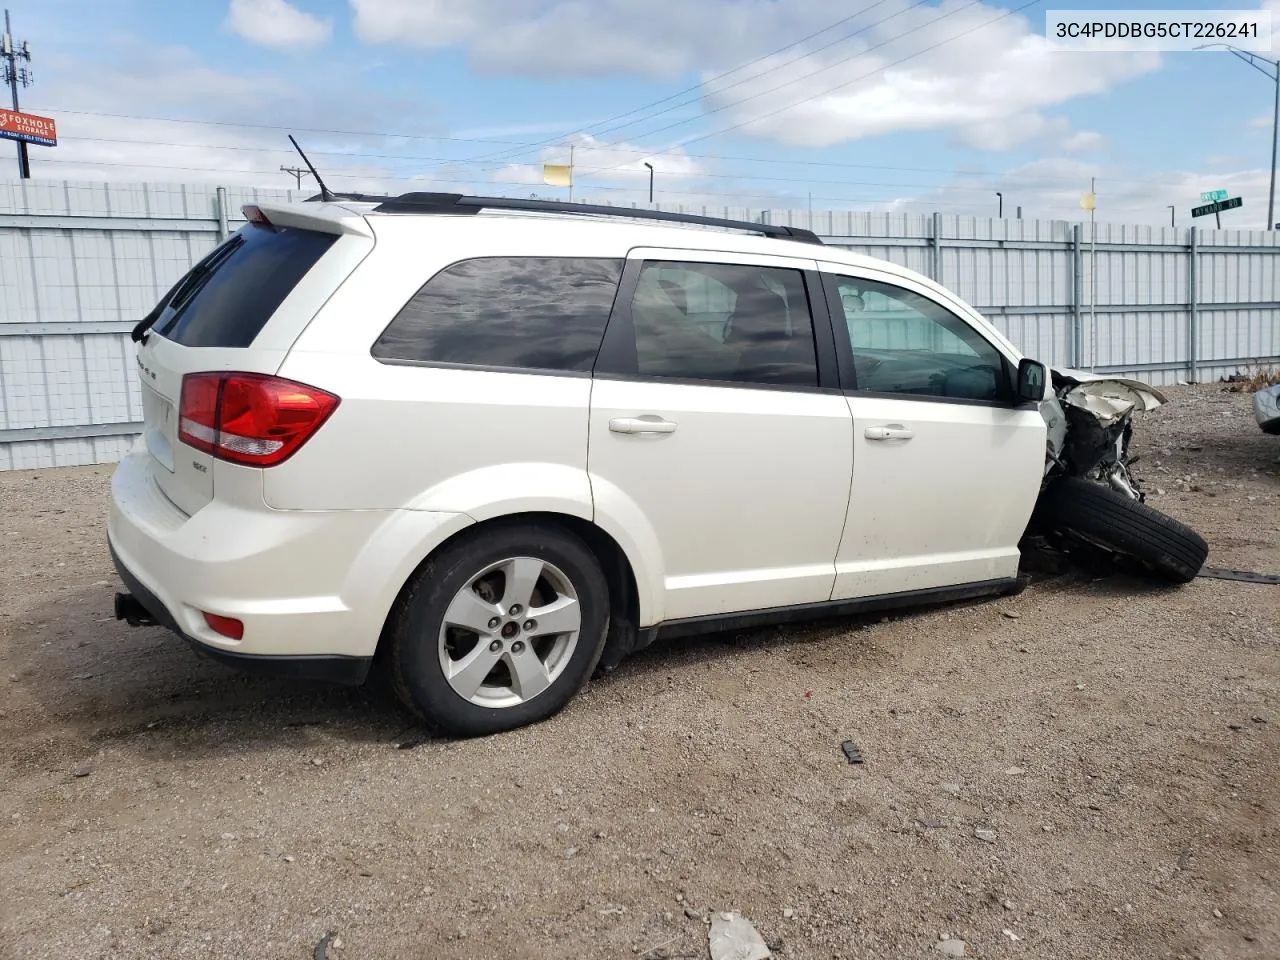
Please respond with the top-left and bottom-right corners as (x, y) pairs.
(1, 383), (1277, 960)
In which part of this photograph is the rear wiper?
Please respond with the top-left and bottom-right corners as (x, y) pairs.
(131, 236), (243, 343)
(131, 274), (185, 344)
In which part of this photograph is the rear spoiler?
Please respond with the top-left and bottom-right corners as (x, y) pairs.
(242, 202), (374, 239)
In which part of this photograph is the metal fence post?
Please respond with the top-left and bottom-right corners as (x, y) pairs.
(930, 211), (943, 282)
(1188, 225), (1199, 383)
(1071, 223), (1083, 368)
(215, 186), (229, 242)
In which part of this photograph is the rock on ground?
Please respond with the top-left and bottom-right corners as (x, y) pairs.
(709, 912), (771, 960)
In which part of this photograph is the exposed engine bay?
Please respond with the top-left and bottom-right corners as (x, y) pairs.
(1038, 367), (1167, 502)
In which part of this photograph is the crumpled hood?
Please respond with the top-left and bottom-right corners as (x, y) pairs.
(1051, 367), (1168, 425)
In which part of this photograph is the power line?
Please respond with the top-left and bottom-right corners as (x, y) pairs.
(48, 131), (1205, 192)
(649, 0), (1047, 152)
(26, 107), (538, 147)
(573, 0), (943, 147)
(594, 0), (999, 155)
(468, 0), (921, 166)
(30, 154), (999, 207)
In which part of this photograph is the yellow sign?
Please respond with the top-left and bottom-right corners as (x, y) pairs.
(543, 164), (572, 187)
(1080, 191), (1096, 212)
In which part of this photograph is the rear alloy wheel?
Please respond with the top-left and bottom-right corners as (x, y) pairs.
(388, 525), (609, 736)
(1034, 476), (1208, 584)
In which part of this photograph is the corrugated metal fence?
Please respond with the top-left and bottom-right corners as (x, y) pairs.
(1, 178), (1278, 470)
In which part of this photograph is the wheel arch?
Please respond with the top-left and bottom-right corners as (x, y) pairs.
(373, 511), (648, 674)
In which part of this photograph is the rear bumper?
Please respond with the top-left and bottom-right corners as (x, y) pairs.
(111, 542), (372, 685)
(106, 446), (473, 674)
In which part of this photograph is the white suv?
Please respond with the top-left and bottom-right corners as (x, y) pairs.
(108, 193), (1205, 736)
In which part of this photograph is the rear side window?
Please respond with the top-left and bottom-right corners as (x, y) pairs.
(371, 257), (623, 373)
(619, 260), (819, 387)
(155, 224), (337, 348)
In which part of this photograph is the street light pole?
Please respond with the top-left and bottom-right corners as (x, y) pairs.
(1196, 43), (1279, 229)
(1271, 64), (1279, 228)
(643, 161), (654, 204)
(1167, 204), (1175, 227)
(996, 191), (1003, 218)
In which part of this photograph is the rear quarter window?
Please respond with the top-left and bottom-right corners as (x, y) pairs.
(371, 257), (623, 373)
(154, 224), (337, 348)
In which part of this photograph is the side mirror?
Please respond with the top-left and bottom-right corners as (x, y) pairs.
(1016, 358), (1047, 403)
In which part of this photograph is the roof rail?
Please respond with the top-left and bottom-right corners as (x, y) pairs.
(303, 190), (824, 245)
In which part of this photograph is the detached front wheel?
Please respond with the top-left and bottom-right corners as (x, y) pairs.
(387, 524), (610, 737)
(1034, 476), (1208, 584)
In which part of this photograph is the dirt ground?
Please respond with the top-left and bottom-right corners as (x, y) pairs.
(1, 383), (1277, 960)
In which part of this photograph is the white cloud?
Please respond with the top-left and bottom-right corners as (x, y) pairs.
(699, 2), (1158, 150)
(1061, 130), (1106, 153)
(348, 0), (793, 78)
(22, 41), (447, 194)
(227, 0), (332, 50)
(349, 0), (1157, 152)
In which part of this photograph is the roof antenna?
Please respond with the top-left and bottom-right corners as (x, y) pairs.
(288, 134), (334, 202)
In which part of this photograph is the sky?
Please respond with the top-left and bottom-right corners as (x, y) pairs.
(7, 0), (1280, 227)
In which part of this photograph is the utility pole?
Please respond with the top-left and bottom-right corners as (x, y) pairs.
(2, 8), (34, 179)
(280, 165), (310, 189)
(1196, 43), (1279, 229)
(1089, 177), (1097, 370)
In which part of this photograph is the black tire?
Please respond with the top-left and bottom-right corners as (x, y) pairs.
(1035, 476), (1208, 584)
(386, 523), (610, 737)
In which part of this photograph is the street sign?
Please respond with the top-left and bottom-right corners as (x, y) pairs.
(1200, 189), (1228, 203)
(1191, 196), (1243, 218)
(0, 108), (56, 147)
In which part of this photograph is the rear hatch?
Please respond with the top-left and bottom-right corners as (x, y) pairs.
(133, 203), (374, 516)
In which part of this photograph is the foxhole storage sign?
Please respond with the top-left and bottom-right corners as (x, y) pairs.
(0, 108), (57, 147)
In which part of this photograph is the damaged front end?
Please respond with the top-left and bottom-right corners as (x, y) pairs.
(1027, 367), (1208, 583)
(1039, 368), (1167, 501)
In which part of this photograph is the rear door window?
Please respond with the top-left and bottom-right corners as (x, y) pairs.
(372, 257), (623, 373)
(612, 260), (819, 388)
(153, 224), (337, 348)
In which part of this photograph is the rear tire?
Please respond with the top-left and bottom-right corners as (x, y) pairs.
(1034, 476), (1208, 584)
(387, 523), (610, 737)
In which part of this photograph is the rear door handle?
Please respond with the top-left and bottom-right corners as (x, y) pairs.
(865, 424), (913, 441)
(609, 416), (677, 435)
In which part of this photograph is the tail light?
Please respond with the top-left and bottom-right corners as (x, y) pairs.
(179, 372), (339, 467)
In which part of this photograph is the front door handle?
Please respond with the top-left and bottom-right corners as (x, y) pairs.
(609, 416), (677, 436)
(865, 424), (913, 441)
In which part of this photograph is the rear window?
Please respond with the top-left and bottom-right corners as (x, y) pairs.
(153, 224), (337, 348)
(371, 257), (623, 373)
